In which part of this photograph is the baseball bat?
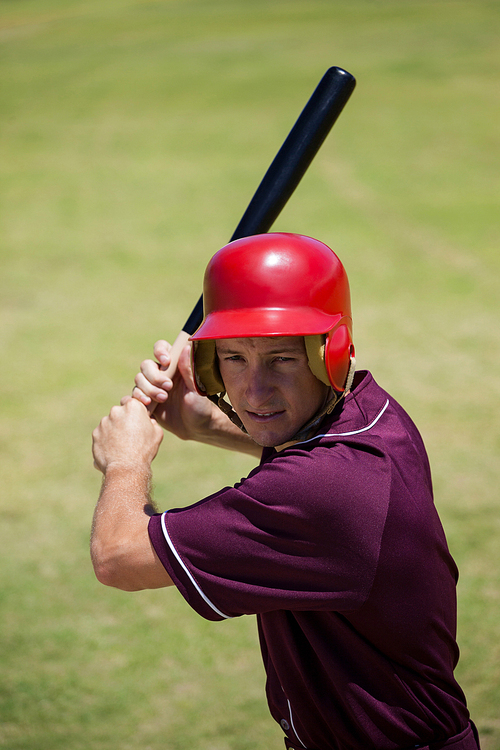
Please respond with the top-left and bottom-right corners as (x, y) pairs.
(157, 66), (356, 388)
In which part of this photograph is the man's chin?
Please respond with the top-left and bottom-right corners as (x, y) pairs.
(246, 426), (296, 450)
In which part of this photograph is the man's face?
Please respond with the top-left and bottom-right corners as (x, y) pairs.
(216, 336), (330, 448)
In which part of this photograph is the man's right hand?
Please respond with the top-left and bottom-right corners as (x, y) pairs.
(124, 339), (218, 442)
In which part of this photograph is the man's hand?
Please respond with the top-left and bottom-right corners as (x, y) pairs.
(91, 399), (171, 591)
(92, 398), (164, 475)
(126, 339), (262, 458)
(125, 339), (219, 441)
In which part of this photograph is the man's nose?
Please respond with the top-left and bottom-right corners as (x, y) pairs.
(244, 365), (274, 407)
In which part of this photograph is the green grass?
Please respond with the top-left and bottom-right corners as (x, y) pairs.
(1, 0), (499, 747)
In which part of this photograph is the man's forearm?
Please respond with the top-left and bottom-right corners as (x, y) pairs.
(193, 407), (262, 458)
(91, 463), (172, 591)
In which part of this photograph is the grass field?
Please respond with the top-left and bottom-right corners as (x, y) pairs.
(1, 0), (499, 748)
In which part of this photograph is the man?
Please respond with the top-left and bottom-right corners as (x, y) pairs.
(92, 233), (479, 749)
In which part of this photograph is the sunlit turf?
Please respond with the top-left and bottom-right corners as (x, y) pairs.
(1, 0), (499, 747)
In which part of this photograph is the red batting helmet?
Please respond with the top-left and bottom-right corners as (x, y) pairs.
(191, 233), (354, 394)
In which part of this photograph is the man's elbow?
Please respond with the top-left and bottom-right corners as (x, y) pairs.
(91, 542), (145, 591)
(91, 537), (173, 591)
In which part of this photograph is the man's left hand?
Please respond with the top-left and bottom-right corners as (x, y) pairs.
(92, 398), (164, 475)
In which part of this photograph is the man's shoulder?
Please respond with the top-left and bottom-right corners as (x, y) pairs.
(302, 370), (391, 446)
(257, 373), (390, 473)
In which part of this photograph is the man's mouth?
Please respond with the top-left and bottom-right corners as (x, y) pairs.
(247, 410), (284, 422)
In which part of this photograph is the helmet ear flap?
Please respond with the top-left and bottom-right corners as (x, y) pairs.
(305, 326), (355, 392)
(324, 322), (354, 392)
(304, 335), (330, 386)
(192, 340), (225, 396)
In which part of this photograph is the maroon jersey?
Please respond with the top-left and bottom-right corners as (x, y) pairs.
(149, 371), (474, 749)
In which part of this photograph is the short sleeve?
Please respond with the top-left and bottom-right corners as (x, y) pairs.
(149, 440), (391, 620)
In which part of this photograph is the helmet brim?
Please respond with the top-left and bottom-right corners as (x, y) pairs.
(190, 308), (342, 341)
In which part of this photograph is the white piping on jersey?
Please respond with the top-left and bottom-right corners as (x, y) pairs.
(160, 512), (232, 620)
(287, 699), (308, 748)
(159, 399), (390, 620)
(294, 398), (390, 447)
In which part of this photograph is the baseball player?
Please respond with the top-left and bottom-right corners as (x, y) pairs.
(92, 233), (480, 749)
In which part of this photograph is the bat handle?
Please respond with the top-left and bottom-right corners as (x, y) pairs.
(147, 329), (191, 415)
